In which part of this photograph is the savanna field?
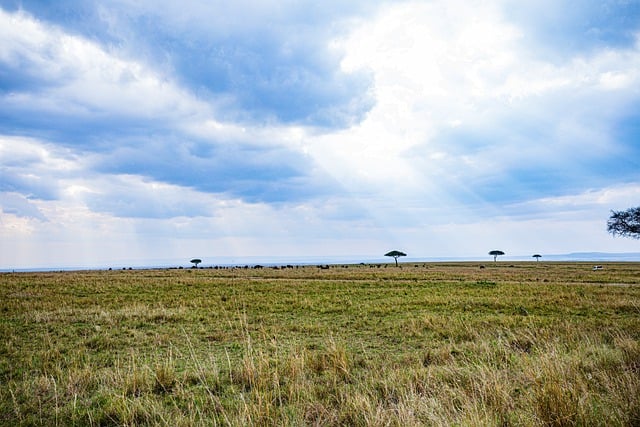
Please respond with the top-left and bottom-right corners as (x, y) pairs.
(1, 262), (639, 426)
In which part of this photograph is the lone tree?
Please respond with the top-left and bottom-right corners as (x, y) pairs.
(489, 250), (505, 262)
(607, 207), (640, 239)
(385, 250), (407, 267)
(532, 254), (542, 262)
(190, 258), (202, 268)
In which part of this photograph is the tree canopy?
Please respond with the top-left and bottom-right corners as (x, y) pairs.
(385, 250), (407, 266)
(607, 207), (640, 239)
(489, 250), (505, 262)
(190, 258), (202, 267)
(532, 254), (542, 262)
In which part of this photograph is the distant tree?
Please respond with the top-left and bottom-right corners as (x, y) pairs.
(532, 254), (542, 262)
(607, 207), (640, 239)
(190, 258), (202, 268)
(489, 250), (505, 262)
(385, 250), (407, 267)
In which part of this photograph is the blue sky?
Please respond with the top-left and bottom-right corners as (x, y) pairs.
(1, 0), (640, 268)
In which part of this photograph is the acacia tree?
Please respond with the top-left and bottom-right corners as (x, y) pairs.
(607, 207), (640, 239)
(532, 254), (542, 262)
(385, 250), (407, 267)
(489, 250), (505, 262)
(190, 258), (202, 268)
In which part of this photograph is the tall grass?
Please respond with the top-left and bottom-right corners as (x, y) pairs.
(1, 263), (639, 425)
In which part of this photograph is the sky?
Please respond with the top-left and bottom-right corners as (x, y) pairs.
(1, 0), (640, 269)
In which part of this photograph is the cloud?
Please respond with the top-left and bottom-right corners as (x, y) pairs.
(75, 0), (376, 127)
(507, 183), (640, 218)
(0, 135), (82, 202)
(309, 0), (640, 204)
(0, 192), (47, 220)
(0, 8), (213, 125)
(87, 133), (337, 204)
(0, 8), (344, 205)
(503, 0), (640, 58)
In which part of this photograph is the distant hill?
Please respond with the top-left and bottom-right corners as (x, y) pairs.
(534, 252), (640, 261)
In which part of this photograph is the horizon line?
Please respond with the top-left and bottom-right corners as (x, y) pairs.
(3, 252), (640, 273)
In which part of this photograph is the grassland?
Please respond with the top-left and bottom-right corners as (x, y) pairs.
(1, 262), (639, 426)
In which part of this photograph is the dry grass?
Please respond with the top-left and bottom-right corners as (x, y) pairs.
(1, 262), (639, 425)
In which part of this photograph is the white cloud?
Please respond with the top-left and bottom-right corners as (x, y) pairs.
(0, 9), (212, 121)
(304, 1), (640, 197)
(0, 135), (82, 201)
(0, 192), (47, 221)
(513, 183), (640, 215)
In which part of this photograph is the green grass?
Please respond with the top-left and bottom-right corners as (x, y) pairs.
(1, 262), (639, 426)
